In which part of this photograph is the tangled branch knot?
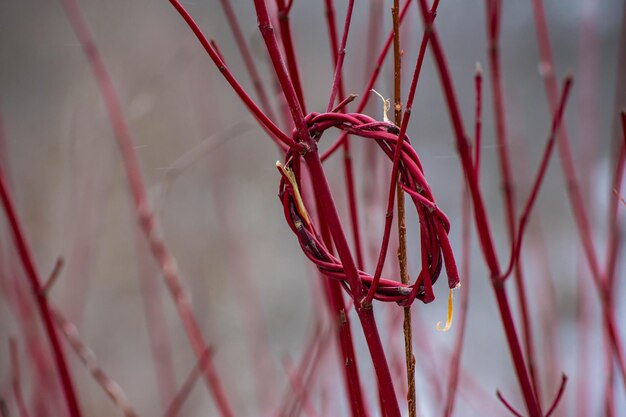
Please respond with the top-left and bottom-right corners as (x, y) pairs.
(277, 111), (460, 306)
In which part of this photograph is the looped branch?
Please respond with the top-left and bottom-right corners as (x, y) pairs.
(277, 111), (459, 305)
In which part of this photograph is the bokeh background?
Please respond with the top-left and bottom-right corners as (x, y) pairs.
(1, 0), (625, 416)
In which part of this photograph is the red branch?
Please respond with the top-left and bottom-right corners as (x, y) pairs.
(53, 309), (139, 417)
(0, 163), (81, 417)
(496, 391), (524, 417)
(530, 0), (626, 389)
(162, 347), (214, 417)
(9, 339), (32, 417)
(442, 63), (482, 417)
(544, 374), (568, 417)
(484, 0), (539, 401)
(218, 0), (277, 122)
(414, 0), (542, 414)
(58, 1), (235, 415)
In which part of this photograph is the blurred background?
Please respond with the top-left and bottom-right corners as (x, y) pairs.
(0, 0), (625, 416)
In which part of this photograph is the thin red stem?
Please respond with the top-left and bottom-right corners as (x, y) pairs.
(474, 63), (483, 177)
(60, 1), (236, 415)
(545, 375), (568, 417)
(323, 0), (365, 272)
(10, 339), (32, 417)
(605, 6), (626, 287)
(414, 0), (542, 414)
(484, 2), (539, 400)
(218, 0), (277, 122)
(53, 309), (139, 417)
(322, 0), (413, 161)
(498, 76), (573, 282)
(282, 356), (322, 417)
(311, 178), (367, 417)
(133, 230), (177, 408)
(325, 0), (355, 113)
(276, 0), (306, 112)
(530, 0), (626, 389)
(168, 0), (299, 151)
(0, 166), (82, 417)
(40, 257), (64, 296)
(443, 68), (482, 417)
(496, 391), (524, 417)
(162, 347), (213, 417)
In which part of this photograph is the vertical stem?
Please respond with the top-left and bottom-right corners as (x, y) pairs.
(392, 0), (415, 415)
(443, 65), (482, 417)
(484, 0), (540, 405)
(442, 185), (471, 417)
(133, 230), (177, 408)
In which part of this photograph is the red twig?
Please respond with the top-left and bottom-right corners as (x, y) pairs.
(162, 347), (213, 417)
(168, 0), (299, 152)
(323, 0), (365, 271)
(474, 64), (483, 177)
(496, 391), (524, 417)
(40, 257), (64, 296)
(310, 193), (368, 417)
(484, 1), (539, 400)
(276, 321), (331, 417)
(442, 65), (482, 417)
(530, 0), (626, 389)
(322, 0), (413, 161)
(282, 356), (322, 417)
(605, 6), (626, 279)
(276, 0), (306, 112)
(133, 229), (177, 408)
(0, 162), (81, 417)
(9, 339), (32, 417)
(414, 0), (542, 414)
(218, 0), (277, 122)
(544, 374), (568, 417)
(614, 188), (626, 208)
(53, 309), (139, 417)
(3, 255), (60, 414)
(58, 1), (235, 415)
(498, 76), (573, 282)
(325, 0), (355, 113)
(162, 122), (251, 188)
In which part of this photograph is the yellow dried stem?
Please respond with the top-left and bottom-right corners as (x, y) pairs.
(437, 288), (455, 332)
(277, 161), (310, 225)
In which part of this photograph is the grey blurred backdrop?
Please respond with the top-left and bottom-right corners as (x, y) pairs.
(0, 0), (625, 416)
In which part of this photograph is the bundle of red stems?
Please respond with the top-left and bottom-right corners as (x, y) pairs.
(277, 110), (459, 305)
